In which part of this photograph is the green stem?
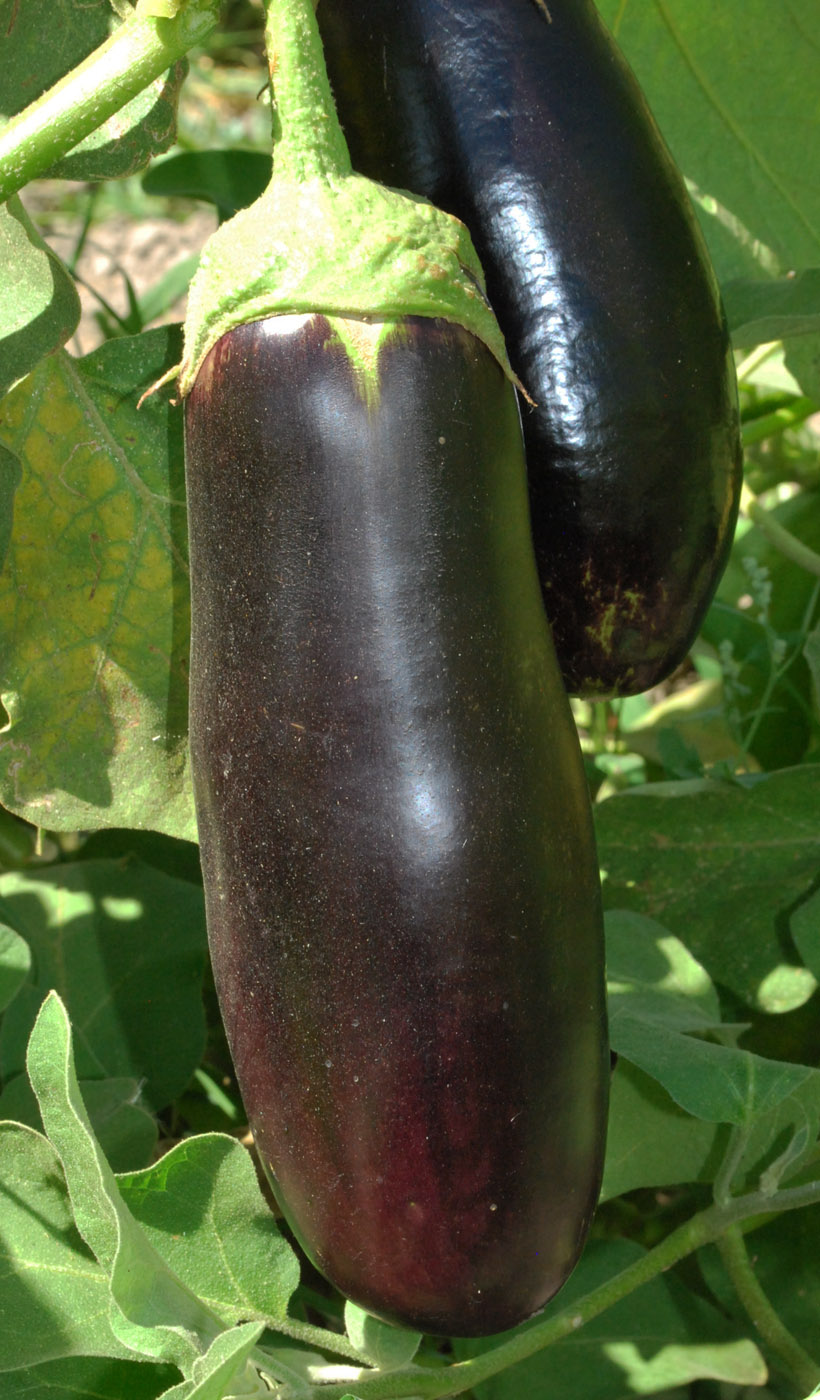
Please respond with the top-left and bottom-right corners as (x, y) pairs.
(0, 0), (220, 205)
(742, 490), (820, 580)
(717, 1223), (820, 1393)
(741, 397), (818, 447)
(303, 1180), (820, 1400)
(271, 1314), (370, 1365)
(735, 341), (780, 384)
(263, 0), (352, 181)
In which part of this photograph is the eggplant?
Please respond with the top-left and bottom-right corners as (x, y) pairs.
(317, 0), (743, 697)
(185, 311), (609, 1337)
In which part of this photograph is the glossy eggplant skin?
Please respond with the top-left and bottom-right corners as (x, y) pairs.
(185, 313), (609, 1337)
(317, 0), (742, 696)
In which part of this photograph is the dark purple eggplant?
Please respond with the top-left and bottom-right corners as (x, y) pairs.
(185, 311), (609, 1337)
(317, 0), (743, 697)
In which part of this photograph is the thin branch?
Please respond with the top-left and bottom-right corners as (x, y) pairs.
(717, 1223), (820, 1393)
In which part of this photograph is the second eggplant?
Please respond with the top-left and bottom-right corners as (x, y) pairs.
(318, 0), (743, 696)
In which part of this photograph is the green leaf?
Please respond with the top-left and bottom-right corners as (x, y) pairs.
(601, 1059), (721, 1201)
(455, 1239), (766, 1400)
(0, 1070), (158, 1171)
(606, 911), (817, 1125)
(26, 991), (222, 1368)
(142, 151), (272, 218)
(700, 601), (813, 772)
(343, 1301), (422, 1371)
(0, 329), (195, 841)
(785, 334), (820, 402)
(0, 919), (30, 1010)
(0, 0), (112, 121)
(724, 270), (820, 347)
(0, 1356), (177, 1398)
(0, 858), (206, 1113)
(804, 624), (820, 704)
(0, 197), (80, 398)
(792, 888), (820, 980)
(611, 1011), (813, 1126)
(0, 1121), (139, 1370)
(621, 677), (744, 774)
(606, 911), (722, 1031)
(717, 491), (820, 637)
(594, 0), (820, 280)
(156, 1322), (267, 1400)
(118, 1134), (300, 1325)
(596, 766), (820, 1009)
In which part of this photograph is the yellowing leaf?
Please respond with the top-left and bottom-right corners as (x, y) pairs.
(0, 330), (196, 839)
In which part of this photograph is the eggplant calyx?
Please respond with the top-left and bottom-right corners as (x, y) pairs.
(178, 0), (521, 398)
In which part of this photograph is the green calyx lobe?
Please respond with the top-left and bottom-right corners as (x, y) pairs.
(178, 0), (517, 398)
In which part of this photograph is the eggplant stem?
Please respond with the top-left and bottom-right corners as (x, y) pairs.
(263, 0), (352, 182)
